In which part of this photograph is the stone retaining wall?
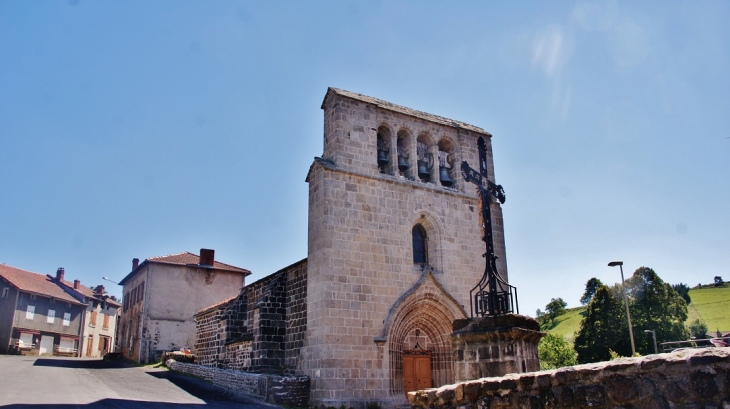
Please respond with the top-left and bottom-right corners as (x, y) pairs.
(408, 348), (730, 408)
(166, 359), (309, 407)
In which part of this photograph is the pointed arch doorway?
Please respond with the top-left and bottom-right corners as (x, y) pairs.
(383, 270), (468, 397)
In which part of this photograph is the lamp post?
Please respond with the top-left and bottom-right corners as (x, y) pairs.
(645, 329), (658, 354)
(608, 261), (636, 356)
(102, 277), (120, 285)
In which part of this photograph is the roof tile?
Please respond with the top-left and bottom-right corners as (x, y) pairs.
(0, 264), (84, 305)
(147, 252), (250, 274)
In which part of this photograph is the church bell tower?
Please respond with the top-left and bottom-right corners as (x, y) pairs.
(301, 88), (513, 408)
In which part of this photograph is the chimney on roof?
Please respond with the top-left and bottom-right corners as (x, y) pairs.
(56, 267), (65, 282)
(73, 279), (80, 290)
(132, 258), (139, 270)
(199, 248), (215, 266)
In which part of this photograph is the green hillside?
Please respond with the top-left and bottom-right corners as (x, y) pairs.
(545, 306), (586, 343)
(546, 284), (730, 343)
(687, 284), (730, 333)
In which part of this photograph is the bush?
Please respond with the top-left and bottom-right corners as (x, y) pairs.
(538, 333), (577, 370)
(688, 318), (708, 339)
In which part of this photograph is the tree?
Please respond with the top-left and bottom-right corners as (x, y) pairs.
(574, 285), (631, 363)
(672, 283), (691, 305)
(688, 318), (708, 339)
(626, 267), (689, 355)
(715, 276), (724, 287)
(580, 277), (604, 305)
(538, 334), (577, 370)
(543, 298), (567, 327)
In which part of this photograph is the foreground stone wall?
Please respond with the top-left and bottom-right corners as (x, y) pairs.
(166, 359), (309, 407)
(409, 348), (730, 408)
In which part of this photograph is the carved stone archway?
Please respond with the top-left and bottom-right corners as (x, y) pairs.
(382, 270), (467, 395)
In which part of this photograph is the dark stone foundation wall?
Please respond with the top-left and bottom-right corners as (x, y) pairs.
(409, 348), (730, 408)
(167, 359), (310, 407)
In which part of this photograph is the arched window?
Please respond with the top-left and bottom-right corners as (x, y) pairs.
(412, 224), (427, 264)
(437, 139), (455, 187)
(397, 131), (411, 177)
(377, 126), (391, 174)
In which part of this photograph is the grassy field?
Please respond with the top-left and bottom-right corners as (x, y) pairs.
(686, 284), (730, 333)
(547, 283), (729, 342)
(545, 306), (586, 343)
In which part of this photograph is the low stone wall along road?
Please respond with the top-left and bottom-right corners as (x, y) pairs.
(0, 356), (277, 409)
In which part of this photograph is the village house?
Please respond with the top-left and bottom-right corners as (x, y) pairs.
(193, 88), (518, 408)
(0, 264), (86, 356)
(51, 268), (121, 358)
(117, 249), (250, 363)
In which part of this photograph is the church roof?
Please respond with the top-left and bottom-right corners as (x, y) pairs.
(0, 264), (85, 305)
(323, 87), (489, 135)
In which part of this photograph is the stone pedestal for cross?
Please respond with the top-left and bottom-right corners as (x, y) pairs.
(450, 136), (544, 381)
(451, 315), (544, 382)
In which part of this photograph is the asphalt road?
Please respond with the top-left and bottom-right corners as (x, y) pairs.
(0, 355), (278, 409)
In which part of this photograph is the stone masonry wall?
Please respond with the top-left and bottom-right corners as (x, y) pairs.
(285, 260), (308, 374)
(166, 359), (309, 407)
(194, 260), (307, 375)
(194, 308), (225, 367)
(249, 271), (287, 373)
(408, 348), (730, 409)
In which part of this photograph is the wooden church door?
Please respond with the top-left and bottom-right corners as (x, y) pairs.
(403, 349), (432, 394)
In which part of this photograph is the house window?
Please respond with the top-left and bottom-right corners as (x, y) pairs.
(47, 309), (55, 324)
(412, 224), (428, 264)
(1, 288), (8, 298)
(89, 310), (98, 327)
(63, 312), (71, 326)
(26, 305), (35, 320)
(139, 282), (144, 302)
(98, 336), (110, 352)
(102, 314), (110, 330)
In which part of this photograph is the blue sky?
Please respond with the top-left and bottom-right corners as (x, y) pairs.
(1, 1), (728, 317)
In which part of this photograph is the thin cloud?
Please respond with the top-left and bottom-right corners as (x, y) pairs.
(531, 25), (574, 79)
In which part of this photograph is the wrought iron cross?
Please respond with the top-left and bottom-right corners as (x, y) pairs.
(461, 137), (518, 317)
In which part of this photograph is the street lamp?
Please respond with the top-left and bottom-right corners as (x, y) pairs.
(645, 329), (658, 354)
(608, 261), (636, 356)
(102, 277), (120, 285)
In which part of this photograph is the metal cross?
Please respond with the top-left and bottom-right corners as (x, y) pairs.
(461, 137), (518, 317)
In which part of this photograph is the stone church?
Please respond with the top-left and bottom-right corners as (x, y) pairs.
(194, 88), (534, 408)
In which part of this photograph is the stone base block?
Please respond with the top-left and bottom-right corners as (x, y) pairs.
(451, 314), (544, 382)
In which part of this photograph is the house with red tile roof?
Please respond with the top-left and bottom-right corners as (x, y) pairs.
(50, 268), (121, 358)
(0, 264), (87, 355)
(115, 248), (250, 363)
